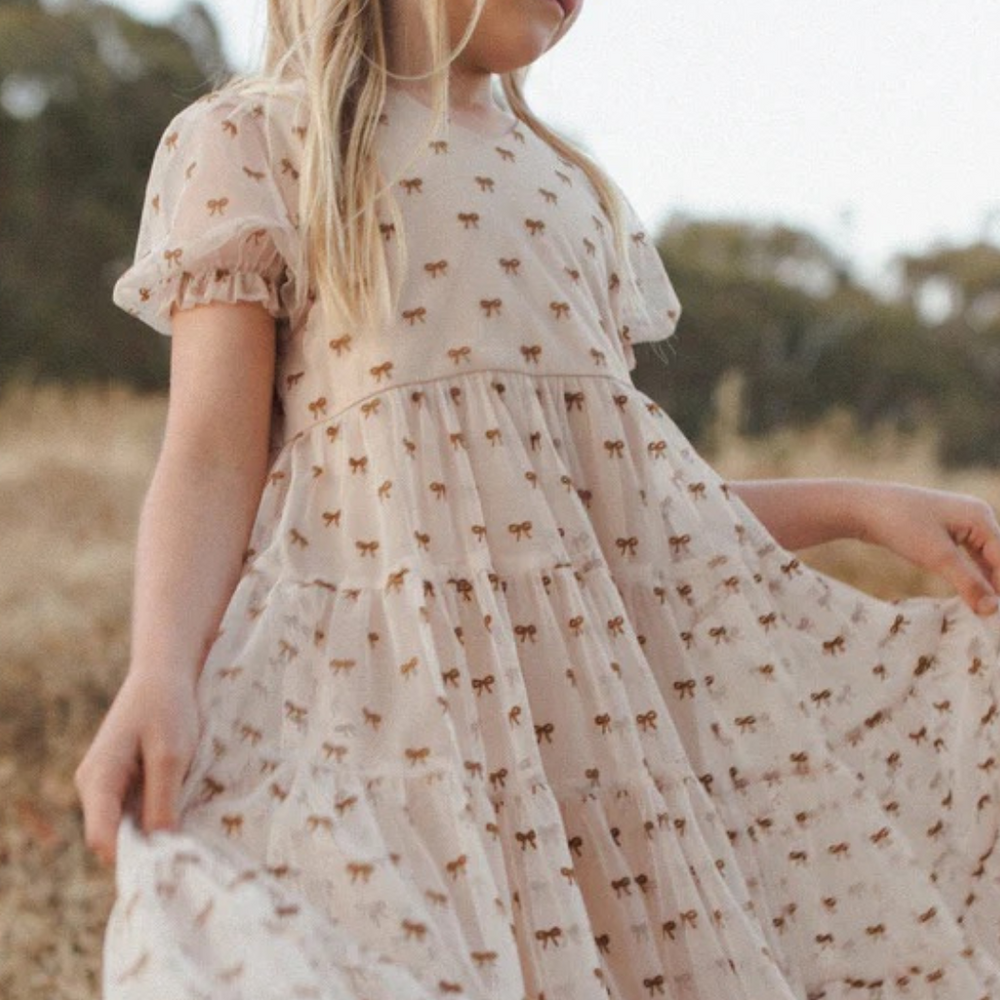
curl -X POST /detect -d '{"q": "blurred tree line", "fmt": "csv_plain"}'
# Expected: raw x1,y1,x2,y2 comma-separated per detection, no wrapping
0,0,229,387
632,225,1000,467
3,0,1000,466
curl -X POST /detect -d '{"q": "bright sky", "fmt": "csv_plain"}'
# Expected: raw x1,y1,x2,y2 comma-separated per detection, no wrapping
112,0,1000,291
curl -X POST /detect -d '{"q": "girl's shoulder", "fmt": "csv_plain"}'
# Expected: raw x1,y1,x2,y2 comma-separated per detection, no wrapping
111,82,308,337
161,81,307,165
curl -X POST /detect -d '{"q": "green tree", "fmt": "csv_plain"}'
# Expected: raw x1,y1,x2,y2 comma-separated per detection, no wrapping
633,217,997,467
0,0,229,387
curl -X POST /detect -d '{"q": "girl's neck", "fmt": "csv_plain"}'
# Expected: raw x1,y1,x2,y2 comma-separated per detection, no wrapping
385,75,501,117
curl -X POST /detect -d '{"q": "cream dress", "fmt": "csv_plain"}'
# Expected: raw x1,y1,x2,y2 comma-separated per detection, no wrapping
105,81,1000,1000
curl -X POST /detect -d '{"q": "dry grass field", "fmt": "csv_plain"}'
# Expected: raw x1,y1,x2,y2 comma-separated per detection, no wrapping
2,372,999,998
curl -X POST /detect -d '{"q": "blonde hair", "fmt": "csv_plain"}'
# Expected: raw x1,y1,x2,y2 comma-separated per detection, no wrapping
206,0,648,339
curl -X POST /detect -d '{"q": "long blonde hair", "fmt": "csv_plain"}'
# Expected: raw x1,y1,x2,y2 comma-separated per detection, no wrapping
208,0,648,339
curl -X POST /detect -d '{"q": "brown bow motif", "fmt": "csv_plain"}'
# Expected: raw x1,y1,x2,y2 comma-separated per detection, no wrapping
471,675,496,696
668,533,691,555
781,557,803,576
346,860,374,883
615,536,639,557
239,723,262,745
509,520,533,541
534,926,562,948
444,853,468,879
514,829,538,851
333,794,358,817
404,746,431,766
221,813,243,837
674,679,698,701
822,634,846,655
306,814,333,833
200,775,225,801
636,710,657,732
511,623,537,645
402,919,429,942
534,721,555,744
708,625,729,644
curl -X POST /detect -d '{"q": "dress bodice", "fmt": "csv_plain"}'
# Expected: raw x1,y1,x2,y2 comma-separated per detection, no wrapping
272,85,674,448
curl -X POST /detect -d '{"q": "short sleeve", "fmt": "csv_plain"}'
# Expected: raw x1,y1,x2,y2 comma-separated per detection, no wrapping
112,94,298,337
610,186,683,371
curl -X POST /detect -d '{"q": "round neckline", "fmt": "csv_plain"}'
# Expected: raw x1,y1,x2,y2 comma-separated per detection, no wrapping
386,87,520,142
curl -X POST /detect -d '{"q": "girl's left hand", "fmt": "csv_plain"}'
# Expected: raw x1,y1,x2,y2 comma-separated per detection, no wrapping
855,482,1000,617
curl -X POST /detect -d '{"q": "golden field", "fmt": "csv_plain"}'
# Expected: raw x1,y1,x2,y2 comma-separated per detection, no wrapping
2,372,999,998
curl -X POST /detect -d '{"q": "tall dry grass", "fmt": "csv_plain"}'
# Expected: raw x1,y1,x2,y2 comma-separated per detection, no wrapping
0,379,166,1000
2,373,998,998
705,370,1000,600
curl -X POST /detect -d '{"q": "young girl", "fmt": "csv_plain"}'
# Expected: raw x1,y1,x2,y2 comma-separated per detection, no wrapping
75,1,1000,997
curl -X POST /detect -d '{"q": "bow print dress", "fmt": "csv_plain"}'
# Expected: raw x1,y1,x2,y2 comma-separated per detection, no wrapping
104,81,1000,1000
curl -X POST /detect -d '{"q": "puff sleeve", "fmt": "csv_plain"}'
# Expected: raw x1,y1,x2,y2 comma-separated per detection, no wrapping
112,94,298,337
611,186,683,371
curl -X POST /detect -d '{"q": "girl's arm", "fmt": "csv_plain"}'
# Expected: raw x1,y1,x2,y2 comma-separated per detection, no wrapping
74,299,276,866
728,478,870,550
127,300,277,687
729,478,1000,616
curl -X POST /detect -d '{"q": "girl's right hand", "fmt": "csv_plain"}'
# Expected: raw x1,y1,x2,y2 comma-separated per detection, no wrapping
74,669,202,868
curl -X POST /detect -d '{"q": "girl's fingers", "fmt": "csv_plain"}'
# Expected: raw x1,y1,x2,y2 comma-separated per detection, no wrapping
975,525,1000,590
76,742,139,868
82,787,124,867
958,500,1000,573
936,545,999,616
141,744,185,835
952,508,1000,605
968,546,1000,596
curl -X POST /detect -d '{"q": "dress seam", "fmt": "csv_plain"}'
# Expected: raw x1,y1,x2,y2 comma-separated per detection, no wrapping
272,364,640,461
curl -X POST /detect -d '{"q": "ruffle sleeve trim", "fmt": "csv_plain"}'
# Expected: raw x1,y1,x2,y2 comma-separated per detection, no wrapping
111,94,301,338
113,264,291,339
112,213,296,337
174,269,284,337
